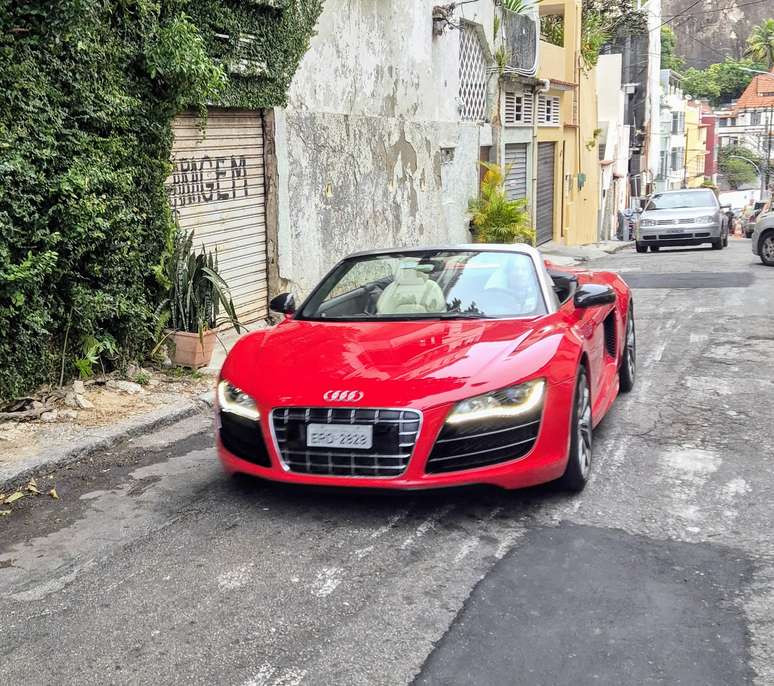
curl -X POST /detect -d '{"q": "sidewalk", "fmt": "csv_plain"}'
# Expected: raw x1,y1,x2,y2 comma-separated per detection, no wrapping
540,240,634,266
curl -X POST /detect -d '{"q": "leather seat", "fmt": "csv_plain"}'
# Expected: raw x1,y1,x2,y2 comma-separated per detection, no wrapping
376,264,446,315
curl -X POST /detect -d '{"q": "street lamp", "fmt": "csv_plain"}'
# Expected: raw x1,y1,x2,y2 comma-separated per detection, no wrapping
738,68,773,201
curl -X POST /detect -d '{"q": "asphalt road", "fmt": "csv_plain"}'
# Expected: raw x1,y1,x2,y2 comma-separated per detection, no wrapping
2,239,773,686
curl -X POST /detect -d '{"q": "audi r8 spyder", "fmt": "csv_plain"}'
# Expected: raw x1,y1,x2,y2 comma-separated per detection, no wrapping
216,244,636,492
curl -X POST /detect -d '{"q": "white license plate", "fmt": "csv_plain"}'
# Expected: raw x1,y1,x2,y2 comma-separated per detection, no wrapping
306,424,373,450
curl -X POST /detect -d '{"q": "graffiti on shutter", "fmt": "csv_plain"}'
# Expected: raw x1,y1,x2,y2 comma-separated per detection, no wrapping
168,109,268,323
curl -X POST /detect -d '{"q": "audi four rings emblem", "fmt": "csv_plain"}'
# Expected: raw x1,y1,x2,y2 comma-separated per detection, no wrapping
323,390,364,402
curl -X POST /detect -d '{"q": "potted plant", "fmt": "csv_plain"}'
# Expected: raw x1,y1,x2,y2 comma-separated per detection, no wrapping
157,230,242,368
468,162,535,244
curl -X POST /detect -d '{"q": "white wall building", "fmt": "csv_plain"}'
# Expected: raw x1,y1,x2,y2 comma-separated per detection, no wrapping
272,0,500,297
655,69,687,192
596,54,631,238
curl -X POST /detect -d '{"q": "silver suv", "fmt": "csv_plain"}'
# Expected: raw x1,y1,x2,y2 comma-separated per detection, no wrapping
751,206,774,266
635,189,729,253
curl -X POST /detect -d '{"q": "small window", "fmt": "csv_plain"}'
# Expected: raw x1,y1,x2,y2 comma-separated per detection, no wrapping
751,111,762,126
538,95,560,125
504,91,534,126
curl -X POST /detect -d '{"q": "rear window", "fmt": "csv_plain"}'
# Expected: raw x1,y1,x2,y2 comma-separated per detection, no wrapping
646,191,717,211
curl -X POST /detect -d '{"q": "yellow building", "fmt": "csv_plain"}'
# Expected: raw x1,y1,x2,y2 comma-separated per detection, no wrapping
685,101,707,188
535,0,600,246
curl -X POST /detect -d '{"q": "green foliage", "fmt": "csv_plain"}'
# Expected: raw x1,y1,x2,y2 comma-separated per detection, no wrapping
718,145,761,190
502,0,540,13
75,334,119,379
682,58,766,106
468,163,535,245
581,11,611,69
540,15,564,46
0,1,323,402
723,159,759,189
580,1,646,70
660,26,684,72
745,19,774,69
164,230,241,335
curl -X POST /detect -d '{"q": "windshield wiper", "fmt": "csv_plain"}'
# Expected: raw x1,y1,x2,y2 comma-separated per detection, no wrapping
437,311,488,319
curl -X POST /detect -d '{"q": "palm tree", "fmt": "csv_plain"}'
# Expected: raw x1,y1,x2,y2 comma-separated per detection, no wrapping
745,19,774,70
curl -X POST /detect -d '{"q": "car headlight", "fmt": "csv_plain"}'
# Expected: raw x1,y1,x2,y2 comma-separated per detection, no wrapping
695,214,717,224
640,219,655,227
217,380,260,421
445,379,546,425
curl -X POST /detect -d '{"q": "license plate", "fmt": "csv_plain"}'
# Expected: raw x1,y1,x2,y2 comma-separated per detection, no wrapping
306,424,373,450
666,228,686,234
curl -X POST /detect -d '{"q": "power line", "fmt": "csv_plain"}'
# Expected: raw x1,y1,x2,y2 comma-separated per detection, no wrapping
662,0,770,18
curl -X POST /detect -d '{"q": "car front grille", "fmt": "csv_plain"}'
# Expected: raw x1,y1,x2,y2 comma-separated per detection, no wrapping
425,415,541,474
271,407,421,477
219,412,271,467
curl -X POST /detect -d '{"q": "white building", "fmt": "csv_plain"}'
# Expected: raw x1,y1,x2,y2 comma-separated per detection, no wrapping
596,53,631,238
655,69,687,192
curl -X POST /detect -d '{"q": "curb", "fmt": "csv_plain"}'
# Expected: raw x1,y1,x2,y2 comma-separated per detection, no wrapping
0,395,213,491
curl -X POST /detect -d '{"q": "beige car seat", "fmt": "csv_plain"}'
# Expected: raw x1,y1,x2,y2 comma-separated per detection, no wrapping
376,264,446,314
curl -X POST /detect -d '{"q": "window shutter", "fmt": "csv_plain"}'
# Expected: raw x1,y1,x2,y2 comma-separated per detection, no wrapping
522,92,534,124
551,96,560,125
504,91,516,125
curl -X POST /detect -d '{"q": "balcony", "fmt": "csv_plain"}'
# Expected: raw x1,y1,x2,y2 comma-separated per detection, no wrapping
539,40,570,84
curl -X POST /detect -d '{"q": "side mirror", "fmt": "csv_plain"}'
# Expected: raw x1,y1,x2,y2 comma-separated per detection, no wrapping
574,284,616,308
269,292,296,315
636,207,643,214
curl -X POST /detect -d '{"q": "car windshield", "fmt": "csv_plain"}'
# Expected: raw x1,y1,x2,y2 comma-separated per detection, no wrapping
297,250,547,321
645,190,717,211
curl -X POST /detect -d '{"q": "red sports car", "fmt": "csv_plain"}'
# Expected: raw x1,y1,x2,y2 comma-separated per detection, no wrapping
216,244,635,492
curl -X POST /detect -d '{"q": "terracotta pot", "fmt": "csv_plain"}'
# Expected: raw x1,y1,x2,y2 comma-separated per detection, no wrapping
167,329,217,368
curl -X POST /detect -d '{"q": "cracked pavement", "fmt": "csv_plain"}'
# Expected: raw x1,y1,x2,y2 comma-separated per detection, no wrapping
1,240,773,685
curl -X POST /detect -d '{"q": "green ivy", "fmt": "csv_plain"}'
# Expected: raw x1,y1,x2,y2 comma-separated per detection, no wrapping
0,0,323,402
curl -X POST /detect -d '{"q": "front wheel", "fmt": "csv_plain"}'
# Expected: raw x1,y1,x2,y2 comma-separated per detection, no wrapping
712,238,722,250
761,232,774,267
619,306,636,393
557,367,592,493
650,245,660,252
635,243,648,254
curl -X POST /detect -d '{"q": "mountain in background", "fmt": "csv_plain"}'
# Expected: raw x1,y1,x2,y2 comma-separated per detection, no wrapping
663,0,772,68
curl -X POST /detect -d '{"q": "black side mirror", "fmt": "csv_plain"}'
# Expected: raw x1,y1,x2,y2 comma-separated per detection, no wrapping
574,284,616,308
269,292,296,315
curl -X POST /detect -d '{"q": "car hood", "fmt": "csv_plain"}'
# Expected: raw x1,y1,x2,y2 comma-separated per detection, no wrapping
642,207,717,220
222,318,563,409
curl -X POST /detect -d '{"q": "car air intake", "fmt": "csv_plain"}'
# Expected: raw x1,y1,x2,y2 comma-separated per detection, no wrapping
425,414,540,473
271,408,421,477
219,412,271,467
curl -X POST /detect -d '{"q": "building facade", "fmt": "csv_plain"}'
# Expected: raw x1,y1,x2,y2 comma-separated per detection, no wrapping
536,0,600,246
684,101,707,187
596,53,631,239
655,69,686,191
701,104,718,184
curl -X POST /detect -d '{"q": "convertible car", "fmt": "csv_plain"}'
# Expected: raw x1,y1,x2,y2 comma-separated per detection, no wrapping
216,244,635,492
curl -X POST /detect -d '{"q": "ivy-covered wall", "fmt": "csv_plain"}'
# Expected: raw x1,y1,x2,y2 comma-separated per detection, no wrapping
0,0,323,402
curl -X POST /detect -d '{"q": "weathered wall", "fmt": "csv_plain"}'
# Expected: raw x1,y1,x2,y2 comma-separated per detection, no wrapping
274,0,495,295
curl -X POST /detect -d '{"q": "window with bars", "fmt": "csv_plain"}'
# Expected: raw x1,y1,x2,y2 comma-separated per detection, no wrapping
459,24,488,122
538,95,560,125
504,91,534,126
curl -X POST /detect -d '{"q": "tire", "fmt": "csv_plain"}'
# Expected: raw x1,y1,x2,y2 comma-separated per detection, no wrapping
712,238,722,250
650,245,660,252
635,243,647,254
723,233,728,247
557,366,593,493
619,306,636,393
761,231,774,267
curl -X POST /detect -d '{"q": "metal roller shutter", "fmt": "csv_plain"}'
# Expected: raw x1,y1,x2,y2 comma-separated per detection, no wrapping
168,109,268,323
535,142,556,246
504,143,528,201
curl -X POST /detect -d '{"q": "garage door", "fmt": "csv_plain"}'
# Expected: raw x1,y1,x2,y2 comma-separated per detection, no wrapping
168,109,268,323
504,143,528,201
535,142,556,245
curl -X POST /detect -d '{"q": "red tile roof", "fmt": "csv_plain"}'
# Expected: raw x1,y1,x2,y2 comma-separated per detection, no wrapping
734,69,774,112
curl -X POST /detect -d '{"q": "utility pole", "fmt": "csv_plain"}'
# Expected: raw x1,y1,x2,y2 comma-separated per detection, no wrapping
764,104,773,200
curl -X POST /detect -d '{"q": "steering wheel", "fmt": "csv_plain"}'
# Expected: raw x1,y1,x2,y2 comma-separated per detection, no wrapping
477,288,525,315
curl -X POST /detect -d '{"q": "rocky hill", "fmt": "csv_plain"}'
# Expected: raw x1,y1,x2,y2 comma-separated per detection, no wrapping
663,0,772,68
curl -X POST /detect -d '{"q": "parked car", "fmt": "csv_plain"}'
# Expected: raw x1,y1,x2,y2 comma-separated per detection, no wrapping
635,188,729,253
216,244,636,493
751,207,774,266
746,201,768,239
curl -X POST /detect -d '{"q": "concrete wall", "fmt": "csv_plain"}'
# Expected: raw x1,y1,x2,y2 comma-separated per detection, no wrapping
273,0,495,296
